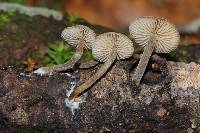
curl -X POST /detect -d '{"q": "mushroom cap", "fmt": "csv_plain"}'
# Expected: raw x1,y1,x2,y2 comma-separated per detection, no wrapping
61,25,96,49
129,16,180,53
92,32,134,62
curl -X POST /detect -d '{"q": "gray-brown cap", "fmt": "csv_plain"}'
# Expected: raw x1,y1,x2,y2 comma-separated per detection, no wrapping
129,16,180,53
92,32,134,62
61,25,96,49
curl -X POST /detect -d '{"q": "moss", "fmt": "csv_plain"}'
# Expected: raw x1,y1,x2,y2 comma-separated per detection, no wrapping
81,49,93,62
43,41,94,66
67,13,80,24
0,0,25,4
165,42,190,63
43,41,74,66
0,10,15,25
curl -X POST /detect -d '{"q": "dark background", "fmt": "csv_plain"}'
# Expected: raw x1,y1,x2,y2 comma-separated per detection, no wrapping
2,0,200,30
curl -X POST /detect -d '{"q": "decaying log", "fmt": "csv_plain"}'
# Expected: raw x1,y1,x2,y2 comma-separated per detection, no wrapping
0,56,199,132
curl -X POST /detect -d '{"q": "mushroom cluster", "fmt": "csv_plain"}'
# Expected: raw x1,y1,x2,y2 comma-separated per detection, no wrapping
33,16,180,101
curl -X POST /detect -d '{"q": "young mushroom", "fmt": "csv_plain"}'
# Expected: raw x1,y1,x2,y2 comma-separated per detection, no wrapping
129,16,180,85
69,32,134,100
33,25,96,75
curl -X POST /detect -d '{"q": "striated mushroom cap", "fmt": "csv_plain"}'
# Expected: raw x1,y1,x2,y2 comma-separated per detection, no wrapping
129,16,180,53
92,32,134,62
61,25,96,49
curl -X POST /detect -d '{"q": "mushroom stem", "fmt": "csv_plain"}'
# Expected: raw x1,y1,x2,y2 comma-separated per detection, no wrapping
68,51,117,100
133,38,155,85
52,41,85,72
79,60,99,69
39,41,84,74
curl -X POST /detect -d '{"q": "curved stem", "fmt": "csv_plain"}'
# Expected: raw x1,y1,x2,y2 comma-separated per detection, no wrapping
39,41,84,74
133,41,155,86
69,51,117,100
53,41,84,72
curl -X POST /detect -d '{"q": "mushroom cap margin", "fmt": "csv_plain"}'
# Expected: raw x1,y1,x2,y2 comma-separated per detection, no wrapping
61,25,96,49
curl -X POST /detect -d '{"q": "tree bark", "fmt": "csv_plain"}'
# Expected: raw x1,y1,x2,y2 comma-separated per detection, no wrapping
0,56,199,132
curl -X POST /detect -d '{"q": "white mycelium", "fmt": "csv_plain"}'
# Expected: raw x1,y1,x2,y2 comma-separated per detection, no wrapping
65,81,87,116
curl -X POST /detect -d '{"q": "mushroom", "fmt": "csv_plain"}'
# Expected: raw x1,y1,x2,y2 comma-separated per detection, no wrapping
68,32,134,100
33,25,96,75
129,16,180,85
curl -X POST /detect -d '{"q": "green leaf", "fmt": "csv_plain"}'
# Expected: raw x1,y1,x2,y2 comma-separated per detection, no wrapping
49,43,59,51
82,50,93,61
63,52,74,61
58,41,65,52
0,0,25,4
68,12,80,24
0,15,9,23
44,41,76,66
0,10,15,24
